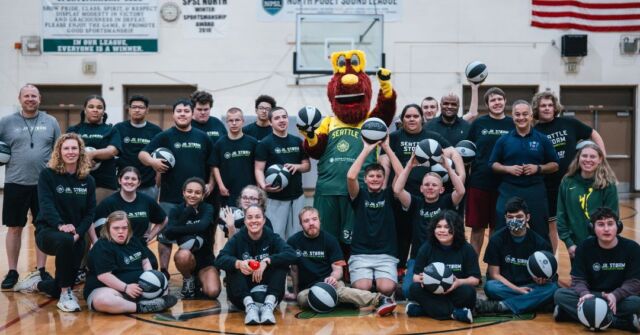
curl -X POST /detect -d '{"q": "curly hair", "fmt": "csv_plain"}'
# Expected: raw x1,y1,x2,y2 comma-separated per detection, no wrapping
48,133,92,179
426,210,466,249
531,91,563,120
565,142,617,189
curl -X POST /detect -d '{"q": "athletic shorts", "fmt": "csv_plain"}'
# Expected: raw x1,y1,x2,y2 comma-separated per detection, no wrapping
2,183,38,227
348,254,399,283
194,251,216,274
465,187,499,229
86,287,130,311
313,194,355,244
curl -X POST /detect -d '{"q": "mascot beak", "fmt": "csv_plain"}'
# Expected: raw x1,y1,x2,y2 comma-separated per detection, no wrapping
341,74,359,86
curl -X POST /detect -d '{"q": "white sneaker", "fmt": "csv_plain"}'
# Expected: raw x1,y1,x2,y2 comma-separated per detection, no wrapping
57,288,81,312
13,270,41,293
244,303,260,325
259,302,276,325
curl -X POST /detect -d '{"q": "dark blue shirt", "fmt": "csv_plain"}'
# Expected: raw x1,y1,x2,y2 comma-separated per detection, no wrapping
488,129,558,186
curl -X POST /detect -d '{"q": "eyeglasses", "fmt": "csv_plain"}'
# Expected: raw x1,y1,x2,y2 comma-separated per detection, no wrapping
241,196,259,201
129,105,147,110
257,106,272,112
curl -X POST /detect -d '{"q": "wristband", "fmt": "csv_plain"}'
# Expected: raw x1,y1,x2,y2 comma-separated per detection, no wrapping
123,284,128,293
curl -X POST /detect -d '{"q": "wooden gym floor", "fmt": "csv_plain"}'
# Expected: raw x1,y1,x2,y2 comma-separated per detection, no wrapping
1,193,638,334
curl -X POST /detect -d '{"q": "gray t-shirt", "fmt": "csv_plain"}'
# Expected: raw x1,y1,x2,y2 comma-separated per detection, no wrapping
0,111,61,185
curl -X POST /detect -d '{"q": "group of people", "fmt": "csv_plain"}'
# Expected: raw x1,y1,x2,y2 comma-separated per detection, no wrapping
1,83,638,332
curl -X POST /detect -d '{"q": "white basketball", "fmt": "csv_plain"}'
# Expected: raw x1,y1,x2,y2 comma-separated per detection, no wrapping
297,106,323,132
430,158,454,183
455,140,477,164
84,146,101,171
138,270,168,300
578,297,613,331
151,147,176,169
414,139,443,167
465,61,488,84
265,164,291,189
422,262,454,294
361,117,388,144
526,250,558,280
308,282,338,313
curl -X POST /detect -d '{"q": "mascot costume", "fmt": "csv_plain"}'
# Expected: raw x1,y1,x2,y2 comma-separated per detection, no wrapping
299,50,396,248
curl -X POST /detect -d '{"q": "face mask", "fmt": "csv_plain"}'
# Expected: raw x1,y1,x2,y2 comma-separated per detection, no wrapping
506,218,526,233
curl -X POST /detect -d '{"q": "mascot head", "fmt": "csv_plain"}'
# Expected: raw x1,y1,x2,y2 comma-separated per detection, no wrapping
327,50,372,124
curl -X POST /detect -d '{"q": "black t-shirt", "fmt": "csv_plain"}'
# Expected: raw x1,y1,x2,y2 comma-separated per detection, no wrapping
407,193,455,258
84,238,146,299
192,117,228,145
535,117,592,188
113,121,162,188
467,115,514,191
425,116,471,149
483,227,552,286
67,122,122,190
212,135,258,206
350,187,398,257
413,241,481,280
142,127,214,204
572,236,640,293
242,123,272,141
287,230,344,290
255,133,308,200
95,192,166,239
384,128,451,195
165,202,216,257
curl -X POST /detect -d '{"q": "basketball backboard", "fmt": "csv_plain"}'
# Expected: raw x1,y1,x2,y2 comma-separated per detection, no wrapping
294,14,384,75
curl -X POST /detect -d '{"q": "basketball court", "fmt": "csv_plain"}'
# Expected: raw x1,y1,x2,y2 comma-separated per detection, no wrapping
1,193,637,334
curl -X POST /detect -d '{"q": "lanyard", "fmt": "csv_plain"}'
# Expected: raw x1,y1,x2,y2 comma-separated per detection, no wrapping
21,111,40,149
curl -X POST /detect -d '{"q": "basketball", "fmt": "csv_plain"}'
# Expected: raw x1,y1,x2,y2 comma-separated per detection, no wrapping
297,106,323,132
422,262,454,294
177,235,204,251
265,164,291,189
465,61,488,84
455,140,477,164
415,139,443,166
361,117,388,144
93,217,107,237
151,147,176,169
250,284,268,305
577,297,613,331
307,282,338,313
218,206,244,221
138,270,168,300
526,250,558,280
84,146,101,171
430,157,454,183
0,141,11,166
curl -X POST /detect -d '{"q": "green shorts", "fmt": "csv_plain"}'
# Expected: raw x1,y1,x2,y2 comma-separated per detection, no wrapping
313,194,355,244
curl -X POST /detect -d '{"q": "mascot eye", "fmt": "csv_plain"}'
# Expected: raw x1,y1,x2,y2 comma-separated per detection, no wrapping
337,55,346,68
350,54,360,67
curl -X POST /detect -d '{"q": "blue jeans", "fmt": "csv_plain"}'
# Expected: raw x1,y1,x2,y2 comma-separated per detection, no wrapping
402,259,416,299
484,279,558,314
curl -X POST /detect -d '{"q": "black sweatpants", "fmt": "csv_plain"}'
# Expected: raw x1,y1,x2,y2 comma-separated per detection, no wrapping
393,201,411,269
409,282,476,320
226,266,287,311
35,227,85,296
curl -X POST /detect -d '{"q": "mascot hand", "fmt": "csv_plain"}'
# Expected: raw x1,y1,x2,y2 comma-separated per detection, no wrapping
377,68,393,99
297,127,316,141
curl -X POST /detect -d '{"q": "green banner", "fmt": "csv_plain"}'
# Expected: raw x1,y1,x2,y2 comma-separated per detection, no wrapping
43,39,158,53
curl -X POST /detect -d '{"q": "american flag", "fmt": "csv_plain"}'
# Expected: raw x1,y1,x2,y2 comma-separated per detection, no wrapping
531,0,640,32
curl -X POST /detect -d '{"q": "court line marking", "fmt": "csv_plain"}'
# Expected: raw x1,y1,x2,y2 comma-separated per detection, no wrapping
0,297,55,332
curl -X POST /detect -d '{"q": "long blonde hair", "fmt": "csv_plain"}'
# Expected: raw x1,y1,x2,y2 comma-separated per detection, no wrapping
565,143,617,189
100,211,133,244
48,133,92,179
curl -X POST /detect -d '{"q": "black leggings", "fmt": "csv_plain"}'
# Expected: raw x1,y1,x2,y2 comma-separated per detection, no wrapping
35,227,85,296
226,266,287,311
409,282,476,320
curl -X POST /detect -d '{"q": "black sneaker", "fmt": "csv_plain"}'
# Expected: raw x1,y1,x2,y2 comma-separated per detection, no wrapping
39,268,54,282
74,268,87,285
2,270,19,290
451,308,473,323
181,277,195,298
375,295,397,316
475,299,502,314
137,295,178,313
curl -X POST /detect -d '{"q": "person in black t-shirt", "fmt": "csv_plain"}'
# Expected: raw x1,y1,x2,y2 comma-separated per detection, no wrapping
287,206,397,316
91,167,167,269
13,133,96,313
139,98,215,279
255,107,310,240
407,210,480,324
219,185,274,238
532,91,606,253
215,205,296,325
162,178,221,300
213,107,258,207
67,95,121,203
554,207,640,332
113,95,162,200
81,211,177,314
243,95,276,141
393,152,465,298
476,197,557,315
347,136,403,297
424,93,472,147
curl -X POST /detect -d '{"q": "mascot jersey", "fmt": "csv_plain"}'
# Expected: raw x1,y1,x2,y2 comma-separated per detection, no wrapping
315,117,376,196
